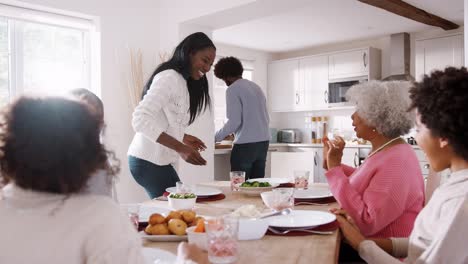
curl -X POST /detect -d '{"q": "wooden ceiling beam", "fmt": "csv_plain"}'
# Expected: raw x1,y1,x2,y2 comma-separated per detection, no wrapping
358,0,459,30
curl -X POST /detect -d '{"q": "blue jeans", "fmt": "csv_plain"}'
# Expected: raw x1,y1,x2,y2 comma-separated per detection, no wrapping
230,141,269,180
128,156,180,199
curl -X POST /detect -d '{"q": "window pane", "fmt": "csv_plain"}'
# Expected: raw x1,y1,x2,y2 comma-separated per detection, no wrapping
21,22,87,94
0,18,9,107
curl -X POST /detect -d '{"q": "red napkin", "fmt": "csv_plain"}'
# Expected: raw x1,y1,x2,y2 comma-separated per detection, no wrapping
266,220,339,236
163,192,226,202
294,196,336,205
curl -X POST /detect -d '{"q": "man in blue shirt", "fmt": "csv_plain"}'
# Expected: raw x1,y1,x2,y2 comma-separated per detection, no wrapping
214,57,270,179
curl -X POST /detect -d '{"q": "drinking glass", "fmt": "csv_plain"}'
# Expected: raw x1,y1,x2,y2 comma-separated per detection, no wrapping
205,216,239,264
120,203,140,230
270,188,295,211
230,171,245,192
176,181,196,194
294,170,310,190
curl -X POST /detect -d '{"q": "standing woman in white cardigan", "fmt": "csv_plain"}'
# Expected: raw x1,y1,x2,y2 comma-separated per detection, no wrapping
128,32,216,198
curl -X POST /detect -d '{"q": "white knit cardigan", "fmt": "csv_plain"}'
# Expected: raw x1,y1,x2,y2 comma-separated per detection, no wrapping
128,70,190,167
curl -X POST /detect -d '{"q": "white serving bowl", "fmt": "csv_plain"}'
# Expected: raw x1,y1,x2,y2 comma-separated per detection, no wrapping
186,226,208,251
167,195,197,210
238,218,269,240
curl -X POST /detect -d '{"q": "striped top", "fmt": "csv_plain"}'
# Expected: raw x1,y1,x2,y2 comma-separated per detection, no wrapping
325,144,425,238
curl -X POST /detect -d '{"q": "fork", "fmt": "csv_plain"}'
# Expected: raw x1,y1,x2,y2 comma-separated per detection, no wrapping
268,227,333,235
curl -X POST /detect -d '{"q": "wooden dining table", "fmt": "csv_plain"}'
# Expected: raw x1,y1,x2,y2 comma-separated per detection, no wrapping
142,181,341,264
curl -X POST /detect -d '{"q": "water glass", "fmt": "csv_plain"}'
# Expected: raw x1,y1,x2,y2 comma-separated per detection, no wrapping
270,188,295,211
294,170,310,190
120,203,140,230
230,171,245,192
176,181,195,194
205,216,239,264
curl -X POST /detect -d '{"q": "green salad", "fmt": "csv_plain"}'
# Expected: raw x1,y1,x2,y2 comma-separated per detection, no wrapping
169,193,196,199
240,181,271,188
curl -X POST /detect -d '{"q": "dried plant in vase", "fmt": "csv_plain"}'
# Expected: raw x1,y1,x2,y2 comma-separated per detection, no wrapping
127,48,143,110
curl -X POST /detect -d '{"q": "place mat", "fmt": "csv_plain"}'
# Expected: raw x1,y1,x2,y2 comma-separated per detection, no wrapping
266,220,339,236
294,196,336,205
162,192,226,202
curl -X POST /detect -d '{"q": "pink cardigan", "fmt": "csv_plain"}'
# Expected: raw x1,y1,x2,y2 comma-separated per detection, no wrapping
325,144,425,238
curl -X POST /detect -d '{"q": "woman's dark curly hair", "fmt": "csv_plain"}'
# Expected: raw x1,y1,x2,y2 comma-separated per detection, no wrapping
409,66,468,160
214,56,243,80
0,96,119,194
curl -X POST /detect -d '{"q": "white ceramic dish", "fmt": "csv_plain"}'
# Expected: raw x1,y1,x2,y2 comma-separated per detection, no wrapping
142,247,177,264
168,195,197,210
239,183,279,196
186,226,208,250
293,186,333,199
140,231,188,242
166,186,222,197
238,218,269,240
247,178,292,185
267,210,336,229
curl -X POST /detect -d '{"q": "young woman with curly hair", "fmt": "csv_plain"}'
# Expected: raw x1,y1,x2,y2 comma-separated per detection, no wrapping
335,67,468,263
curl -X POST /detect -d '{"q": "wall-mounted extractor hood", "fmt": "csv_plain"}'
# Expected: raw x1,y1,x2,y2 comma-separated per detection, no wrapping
383,33,414,81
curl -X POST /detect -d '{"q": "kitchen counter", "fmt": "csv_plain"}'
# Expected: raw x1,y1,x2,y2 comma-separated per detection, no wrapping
215,142,420,154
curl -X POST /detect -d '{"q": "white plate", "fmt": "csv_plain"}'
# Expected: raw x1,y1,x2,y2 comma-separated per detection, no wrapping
268,210,336,229
142,247,176,264
247,178,291,185
139,205,170,222
294,186,333,199
140,231,188,242
165,186,222,197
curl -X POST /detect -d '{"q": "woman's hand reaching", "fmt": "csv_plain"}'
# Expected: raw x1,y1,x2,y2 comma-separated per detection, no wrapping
177,144,207,166
183,134,207,152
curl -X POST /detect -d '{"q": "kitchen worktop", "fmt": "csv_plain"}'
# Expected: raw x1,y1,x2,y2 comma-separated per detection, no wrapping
215,142,420,154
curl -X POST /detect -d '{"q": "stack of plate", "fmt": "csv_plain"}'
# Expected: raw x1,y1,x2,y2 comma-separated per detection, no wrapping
165,186,223,198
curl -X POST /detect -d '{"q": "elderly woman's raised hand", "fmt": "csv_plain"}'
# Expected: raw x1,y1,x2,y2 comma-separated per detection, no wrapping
326,136,345,169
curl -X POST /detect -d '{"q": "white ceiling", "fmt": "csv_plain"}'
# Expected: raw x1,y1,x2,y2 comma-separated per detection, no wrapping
211,0,464,53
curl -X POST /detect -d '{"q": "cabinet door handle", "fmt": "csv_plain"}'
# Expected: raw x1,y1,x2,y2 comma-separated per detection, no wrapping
314,151,318,166
324,90,328,103
363,52,367,68
354,152,358,167
424,164,430,169
295,93,300,104
268,148,278,152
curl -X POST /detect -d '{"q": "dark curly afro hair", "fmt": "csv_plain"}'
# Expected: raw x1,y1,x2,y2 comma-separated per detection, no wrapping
409,66,468,160
214,56,243,80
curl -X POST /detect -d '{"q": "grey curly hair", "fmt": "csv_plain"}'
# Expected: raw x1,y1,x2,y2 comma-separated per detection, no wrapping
346,80,415,138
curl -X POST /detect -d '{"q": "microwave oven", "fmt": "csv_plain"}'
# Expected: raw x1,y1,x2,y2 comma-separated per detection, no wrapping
327,77,367,106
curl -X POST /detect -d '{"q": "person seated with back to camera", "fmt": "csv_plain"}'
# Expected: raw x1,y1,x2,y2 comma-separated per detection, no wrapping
334,66,468,263
322,81,425,261
0,95,208,264
69,88,118,201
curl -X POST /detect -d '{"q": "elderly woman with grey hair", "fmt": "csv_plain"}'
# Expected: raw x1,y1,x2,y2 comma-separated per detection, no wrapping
324,81,425,241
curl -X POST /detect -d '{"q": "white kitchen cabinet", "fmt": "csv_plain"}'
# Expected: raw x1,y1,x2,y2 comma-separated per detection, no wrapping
268,59,299,112
299,55,329,110
342,148,359,167
415,34,464,82
328,47,381,80
270,151,315,180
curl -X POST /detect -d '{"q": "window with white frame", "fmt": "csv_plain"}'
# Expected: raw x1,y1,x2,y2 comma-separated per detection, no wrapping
0,4,98,107
213,57,254,131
